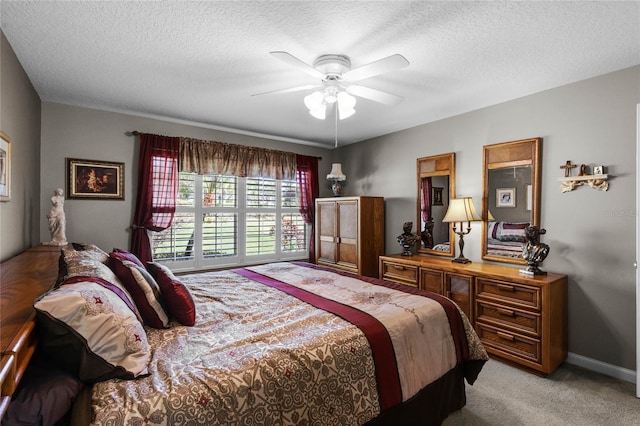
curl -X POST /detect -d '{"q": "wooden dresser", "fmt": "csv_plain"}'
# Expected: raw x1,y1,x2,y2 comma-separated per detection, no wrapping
0,244,63,419
379,254,568,376
315,196,384,278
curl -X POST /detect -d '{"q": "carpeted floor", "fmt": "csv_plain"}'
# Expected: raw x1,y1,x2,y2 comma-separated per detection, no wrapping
442,360,639,425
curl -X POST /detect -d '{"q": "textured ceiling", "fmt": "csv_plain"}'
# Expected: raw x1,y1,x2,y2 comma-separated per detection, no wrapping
2,1,639,148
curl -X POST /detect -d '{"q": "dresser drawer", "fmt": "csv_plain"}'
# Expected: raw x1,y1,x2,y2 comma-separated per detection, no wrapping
380,260,419,287
476,301,541,337
477,323,541,364
476,278,541,310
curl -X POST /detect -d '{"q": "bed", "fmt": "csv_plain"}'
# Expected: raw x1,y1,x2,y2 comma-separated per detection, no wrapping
486,221,528,258
18,244,488,425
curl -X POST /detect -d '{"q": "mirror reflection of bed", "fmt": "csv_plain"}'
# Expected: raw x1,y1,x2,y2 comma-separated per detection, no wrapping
481,137,542,264
486,166,532,259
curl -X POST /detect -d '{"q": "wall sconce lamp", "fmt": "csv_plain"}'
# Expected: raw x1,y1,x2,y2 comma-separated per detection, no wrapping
442,197,481,264
327,163,346,196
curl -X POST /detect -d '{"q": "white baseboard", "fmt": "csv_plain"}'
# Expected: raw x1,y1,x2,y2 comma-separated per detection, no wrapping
567,352,636,384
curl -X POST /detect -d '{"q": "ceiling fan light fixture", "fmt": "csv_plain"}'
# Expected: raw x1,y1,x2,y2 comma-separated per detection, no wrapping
337,91,356,119
304,91,324,110
309,104,326,120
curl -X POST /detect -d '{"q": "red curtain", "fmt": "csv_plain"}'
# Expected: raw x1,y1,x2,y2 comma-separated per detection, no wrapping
296,155,319,263
131,133,180,264
421,176,432,222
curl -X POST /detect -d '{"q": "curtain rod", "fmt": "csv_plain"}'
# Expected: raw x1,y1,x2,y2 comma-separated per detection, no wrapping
127,131,322,160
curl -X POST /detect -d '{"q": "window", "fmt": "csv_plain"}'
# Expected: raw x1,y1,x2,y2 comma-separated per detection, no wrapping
152,172,308,270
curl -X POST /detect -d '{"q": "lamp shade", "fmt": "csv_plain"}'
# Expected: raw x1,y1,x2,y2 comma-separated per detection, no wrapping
337,91,356,119
442,197,481,223
326,163,346,181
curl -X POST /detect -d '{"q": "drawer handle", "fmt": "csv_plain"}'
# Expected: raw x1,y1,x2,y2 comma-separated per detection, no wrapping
497,308,515,317
497,331,515,341
497,284,515,292
392,265,406,271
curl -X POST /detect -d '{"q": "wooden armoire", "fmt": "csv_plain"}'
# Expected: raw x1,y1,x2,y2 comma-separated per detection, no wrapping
315,196,384,278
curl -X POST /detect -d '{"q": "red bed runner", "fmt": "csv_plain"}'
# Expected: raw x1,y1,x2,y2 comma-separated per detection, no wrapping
234,268,403,413
293,262,471,367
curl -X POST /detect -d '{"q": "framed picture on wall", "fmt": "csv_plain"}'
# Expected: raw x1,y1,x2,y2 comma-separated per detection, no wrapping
0,131,11,202
496,188,516,208
432,187,444,206
67,158,124,200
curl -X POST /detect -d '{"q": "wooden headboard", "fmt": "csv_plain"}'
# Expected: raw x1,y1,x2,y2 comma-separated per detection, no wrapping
0,244,63,419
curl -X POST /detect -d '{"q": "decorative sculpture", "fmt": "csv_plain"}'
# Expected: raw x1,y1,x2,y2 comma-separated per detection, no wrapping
45,188,68,246
397,221,421,256
521,225,549,275
421,219,434,249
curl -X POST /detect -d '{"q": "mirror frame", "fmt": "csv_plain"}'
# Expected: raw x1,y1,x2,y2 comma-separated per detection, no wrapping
481,138,542,264
416,152,456,257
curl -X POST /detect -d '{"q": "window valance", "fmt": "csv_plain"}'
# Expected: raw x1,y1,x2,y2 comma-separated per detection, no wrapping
179,137,297,180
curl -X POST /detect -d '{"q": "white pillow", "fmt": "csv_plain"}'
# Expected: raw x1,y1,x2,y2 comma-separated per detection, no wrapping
34,280,151,383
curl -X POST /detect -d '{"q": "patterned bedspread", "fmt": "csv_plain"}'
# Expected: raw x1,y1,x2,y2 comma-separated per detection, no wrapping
91,262,487,425
487,239,524,258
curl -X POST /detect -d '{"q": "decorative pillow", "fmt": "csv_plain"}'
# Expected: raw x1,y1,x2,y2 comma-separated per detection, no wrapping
71,242,110,264
56,246,127,293
111,256,170,329
34,280,151,383
488,221,499,240
2,350,83,426
110,248,145,268
146,262,197,326
496,222,529,242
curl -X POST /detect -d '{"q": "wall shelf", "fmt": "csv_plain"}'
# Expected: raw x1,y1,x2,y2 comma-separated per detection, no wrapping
557,174,608,192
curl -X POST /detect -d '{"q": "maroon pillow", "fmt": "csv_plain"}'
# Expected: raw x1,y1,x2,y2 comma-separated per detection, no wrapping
111,256,169,329
146,262,196,326
110,248,145,268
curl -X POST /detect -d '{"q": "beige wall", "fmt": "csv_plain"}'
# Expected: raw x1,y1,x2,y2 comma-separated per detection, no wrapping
0,31,42,261
336,65,640,372
39,103,333,252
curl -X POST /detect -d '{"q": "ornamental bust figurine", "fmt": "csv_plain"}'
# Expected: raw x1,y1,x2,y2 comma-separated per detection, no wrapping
397,221,421,256
522,225,549,275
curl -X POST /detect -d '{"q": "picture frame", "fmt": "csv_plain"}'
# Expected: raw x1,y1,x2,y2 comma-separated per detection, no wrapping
432,187,444,206
0,131,11,201
496,187,516,208
593,165,604,175
67,158,124,200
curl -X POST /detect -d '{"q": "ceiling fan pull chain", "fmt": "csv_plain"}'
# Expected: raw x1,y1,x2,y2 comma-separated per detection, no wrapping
334,105,339,148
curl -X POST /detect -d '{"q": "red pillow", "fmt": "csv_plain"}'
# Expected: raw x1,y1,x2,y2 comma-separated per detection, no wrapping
111,256,169,329
146,262,196,326
110,248,145,268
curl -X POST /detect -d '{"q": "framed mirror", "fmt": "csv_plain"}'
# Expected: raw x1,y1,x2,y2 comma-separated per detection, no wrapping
481,138,542,264
416,152,456,257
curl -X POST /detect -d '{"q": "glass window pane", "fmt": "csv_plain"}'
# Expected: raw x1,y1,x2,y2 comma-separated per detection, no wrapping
152,212,195,261
203,175,237,208
177,172,195,207
281,180,299,208
202,213,237,258
281,213,306,252
246,213,276,255
247,177,276,208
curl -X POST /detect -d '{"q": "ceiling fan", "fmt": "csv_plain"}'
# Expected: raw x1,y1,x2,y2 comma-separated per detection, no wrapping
253,51,410,120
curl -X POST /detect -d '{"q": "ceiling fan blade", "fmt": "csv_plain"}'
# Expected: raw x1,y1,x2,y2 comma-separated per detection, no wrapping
343,54,409,82
252,84,319,97
347,85,405,105
269,51,325,79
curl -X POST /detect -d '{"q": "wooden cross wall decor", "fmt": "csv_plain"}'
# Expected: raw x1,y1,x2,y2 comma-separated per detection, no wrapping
560,160,577,177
